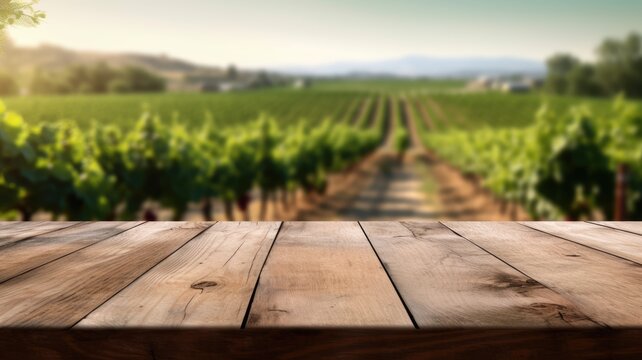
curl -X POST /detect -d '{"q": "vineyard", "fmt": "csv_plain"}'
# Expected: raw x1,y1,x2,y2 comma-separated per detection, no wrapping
3,90,366,130
416,95,642,220
0,93,386,221
1,80,642,221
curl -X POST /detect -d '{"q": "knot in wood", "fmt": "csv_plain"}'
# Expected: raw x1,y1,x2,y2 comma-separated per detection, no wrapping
191,281,218,290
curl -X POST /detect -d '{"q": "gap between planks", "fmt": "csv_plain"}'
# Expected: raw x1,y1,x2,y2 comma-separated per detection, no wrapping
357,221,419,329
363,221,597,328
77,222,282,328
441,221,642,327
521,221,642,266
0,222,214,327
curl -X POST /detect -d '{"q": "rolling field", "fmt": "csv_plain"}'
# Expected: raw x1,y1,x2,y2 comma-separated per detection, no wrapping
311,78,465,93
423,92,632,130
4,89,366,129
7,80,628,133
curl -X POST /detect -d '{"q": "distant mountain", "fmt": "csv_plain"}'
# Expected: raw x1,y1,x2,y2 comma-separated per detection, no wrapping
276,55,545,78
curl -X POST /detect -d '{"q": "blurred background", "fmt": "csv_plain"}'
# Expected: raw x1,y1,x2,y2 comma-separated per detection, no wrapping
0,0,641,221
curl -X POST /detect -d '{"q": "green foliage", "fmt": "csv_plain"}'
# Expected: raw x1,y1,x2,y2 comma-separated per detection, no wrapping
567,64,602,97
311,78,465,93
30,63,166,95
545,33,642,98
425,97,642,220
599,96,642,217
545,53,580,95
544,54,602,96
0,0,45,30
391,98,409,157
0,101,114,220
5,90,363,130
427,92,628,130
596,33,642,98
0,97,383,220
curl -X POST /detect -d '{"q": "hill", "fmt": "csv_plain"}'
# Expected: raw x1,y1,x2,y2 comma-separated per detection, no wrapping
0,40,270,91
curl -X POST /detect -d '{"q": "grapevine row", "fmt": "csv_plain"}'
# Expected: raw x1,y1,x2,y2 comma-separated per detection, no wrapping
423,97,642,220
0,101,384,220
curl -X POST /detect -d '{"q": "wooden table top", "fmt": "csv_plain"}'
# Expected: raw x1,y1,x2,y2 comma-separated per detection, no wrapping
1,220,641,330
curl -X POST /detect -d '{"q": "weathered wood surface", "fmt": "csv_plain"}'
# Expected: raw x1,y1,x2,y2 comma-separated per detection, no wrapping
361,221,595,327
523,221,642,264
443,221,642,327
246,221,413,327
0,221,142,283
0,221,640,332
591,221,642,236
0,221,78,248
0,222,211,327
77,221,279,327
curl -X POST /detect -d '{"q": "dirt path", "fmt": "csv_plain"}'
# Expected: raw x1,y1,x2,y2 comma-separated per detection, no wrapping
181,95,524,222
305,97,438,220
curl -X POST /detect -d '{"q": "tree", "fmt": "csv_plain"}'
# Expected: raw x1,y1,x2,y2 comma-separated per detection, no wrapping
567,63,602,97
30,68,70,94
65,65,92,93
596,33,642,97
88,62,116,93
0,71,18,95
225,64,238,80
544,53,580,95
109,66,165,93
0,0,45,31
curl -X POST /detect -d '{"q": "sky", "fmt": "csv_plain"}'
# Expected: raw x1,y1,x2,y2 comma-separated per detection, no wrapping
8,0,642,68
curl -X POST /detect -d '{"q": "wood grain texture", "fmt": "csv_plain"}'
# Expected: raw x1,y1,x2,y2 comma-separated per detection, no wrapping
246,221,413,328
361,221,595,328
0,221,211,327
0,221,79,248
2,329,641,360
0,222,142,283
443,222,642,327
77,222,280,328
523,221,642,264
591,221,642,236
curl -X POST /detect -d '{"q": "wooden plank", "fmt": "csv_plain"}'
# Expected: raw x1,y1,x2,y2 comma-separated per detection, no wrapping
77,221,280,328
591,221,642,236
0,221,79,248
3,329,642,360
246,221,413,327
523,221,642,264
0,221,211,327
361,221,595,327
0,221,143,283
443,222,642,327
